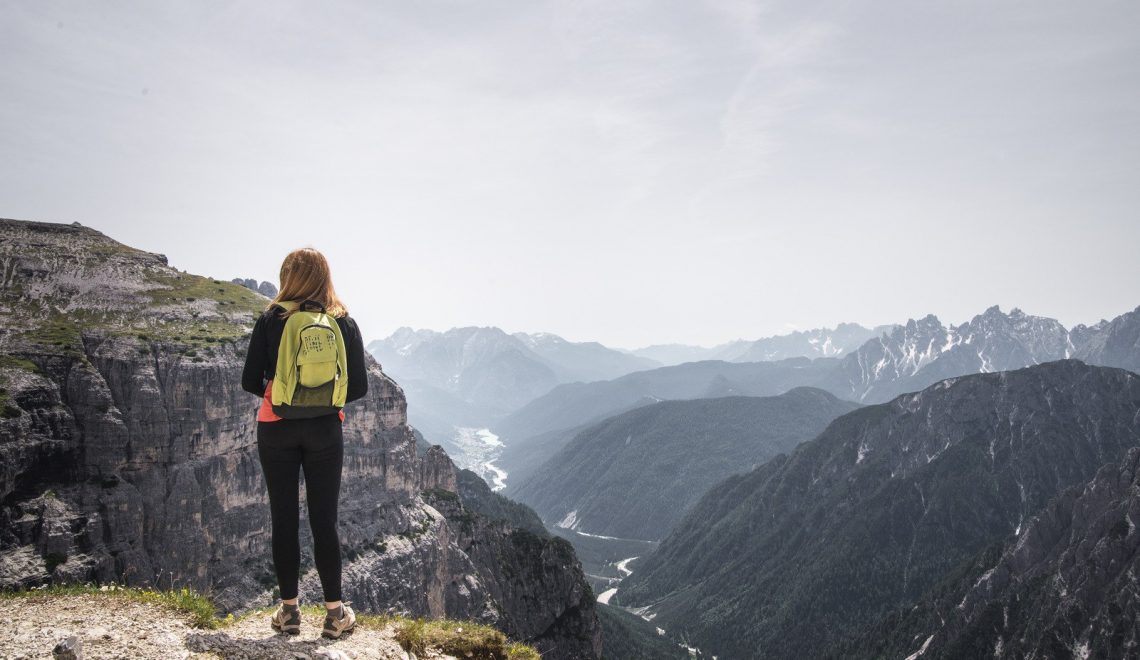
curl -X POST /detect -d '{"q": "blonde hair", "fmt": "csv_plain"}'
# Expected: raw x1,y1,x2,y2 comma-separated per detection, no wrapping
267,247,348,318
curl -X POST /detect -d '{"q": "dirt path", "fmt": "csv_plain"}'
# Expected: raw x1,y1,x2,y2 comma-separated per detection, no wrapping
0,594,451,660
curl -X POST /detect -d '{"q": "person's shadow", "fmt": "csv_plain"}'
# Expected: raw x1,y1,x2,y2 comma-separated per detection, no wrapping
185,630,353,659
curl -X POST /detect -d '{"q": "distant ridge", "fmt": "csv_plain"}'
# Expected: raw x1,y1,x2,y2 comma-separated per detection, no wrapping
629,322,897,366
509,387,859,541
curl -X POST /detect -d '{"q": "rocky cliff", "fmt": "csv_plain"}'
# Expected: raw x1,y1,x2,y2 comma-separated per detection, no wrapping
0,219,600,659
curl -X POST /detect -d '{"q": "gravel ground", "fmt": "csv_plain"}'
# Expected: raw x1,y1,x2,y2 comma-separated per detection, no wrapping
0,595,451,660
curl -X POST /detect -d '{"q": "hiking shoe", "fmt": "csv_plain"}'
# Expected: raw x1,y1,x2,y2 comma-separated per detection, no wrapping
270,604,301,635
322,603,356,639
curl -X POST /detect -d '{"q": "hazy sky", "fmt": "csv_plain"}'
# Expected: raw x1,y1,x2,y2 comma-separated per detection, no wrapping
3,1,1138,347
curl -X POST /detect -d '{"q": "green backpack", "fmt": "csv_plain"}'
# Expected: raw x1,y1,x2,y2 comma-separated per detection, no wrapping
270,300,349,418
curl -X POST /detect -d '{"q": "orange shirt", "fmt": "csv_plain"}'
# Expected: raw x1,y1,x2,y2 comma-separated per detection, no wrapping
258,380,345,423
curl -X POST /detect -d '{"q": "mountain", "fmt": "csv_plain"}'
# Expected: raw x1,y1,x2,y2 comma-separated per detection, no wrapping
366,326,658,461
617,360,1140,659
628,341,751,366
512,332,660,383
0,219,601,659
1073,305,1140,374
509,388,858,541
368,326,562,416
832,306,1071,402
493,358,841,485
628,323,896,366
733,322,897,362
842,446,1140,659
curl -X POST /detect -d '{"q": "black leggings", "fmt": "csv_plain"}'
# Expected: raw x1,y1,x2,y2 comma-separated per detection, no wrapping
256,415,343,602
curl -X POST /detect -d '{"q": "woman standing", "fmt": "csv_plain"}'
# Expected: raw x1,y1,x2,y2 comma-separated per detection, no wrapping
241,247,368,639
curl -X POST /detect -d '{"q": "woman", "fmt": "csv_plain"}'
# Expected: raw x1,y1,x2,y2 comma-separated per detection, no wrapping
241,247,368,639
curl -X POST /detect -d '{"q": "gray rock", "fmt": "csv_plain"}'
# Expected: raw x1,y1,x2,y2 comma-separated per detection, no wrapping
230,277,278,298
52,635,81,660
256,281,278,298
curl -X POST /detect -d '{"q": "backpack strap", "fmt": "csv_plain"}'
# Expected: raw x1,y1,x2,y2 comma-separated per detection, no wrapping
299,299,327,313
272,300,326,314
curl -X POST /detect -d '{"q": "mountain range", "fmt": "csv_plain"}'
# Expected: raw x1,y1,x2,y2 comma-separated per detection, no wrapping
493,357,841,486
493,305,1140,486
629,322,898,365
366,327,659,450
509,388,859,541
616,360,1140,658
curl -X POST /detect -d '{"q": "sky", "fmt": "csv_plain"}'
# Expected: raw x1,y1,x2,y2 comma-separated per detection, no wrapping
2,1,1138,348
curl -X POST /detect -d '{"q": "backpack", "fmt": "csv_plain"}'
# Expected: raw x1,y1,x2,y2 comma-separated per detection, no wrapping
269,300,349,419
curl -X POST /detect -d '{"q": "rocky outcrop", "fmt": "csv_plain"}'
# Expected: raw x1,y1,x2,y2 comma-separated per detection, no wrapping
423,490,603,659
231,278,278,298
0,219,600,659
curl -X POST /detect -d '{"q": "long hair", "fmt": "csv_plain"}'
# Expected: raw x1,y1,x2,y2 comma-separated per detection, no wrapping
267,247,348,318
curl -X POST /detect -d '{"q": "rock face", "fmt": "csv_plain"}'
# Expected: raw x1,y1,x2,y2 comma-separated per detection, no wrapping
617,360,1140,659
0,219,600,659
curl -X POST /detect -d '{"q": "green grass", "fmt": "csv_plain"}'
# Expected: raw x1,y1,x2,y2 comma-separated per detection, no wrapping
0,356,38,372
394,617,542,660
145,272,266,315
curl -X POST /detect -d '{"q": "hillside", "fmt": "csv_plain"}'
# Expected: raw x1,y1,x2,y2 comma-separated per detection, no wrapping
509,388,858,541
617,360,1140,659
494,357,840,479
841,446,1140,659
455,468,547,537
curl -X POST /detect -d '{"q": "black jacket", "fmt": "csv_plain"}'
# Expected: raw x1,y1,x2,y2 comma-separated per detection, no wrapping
241,306,369,404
